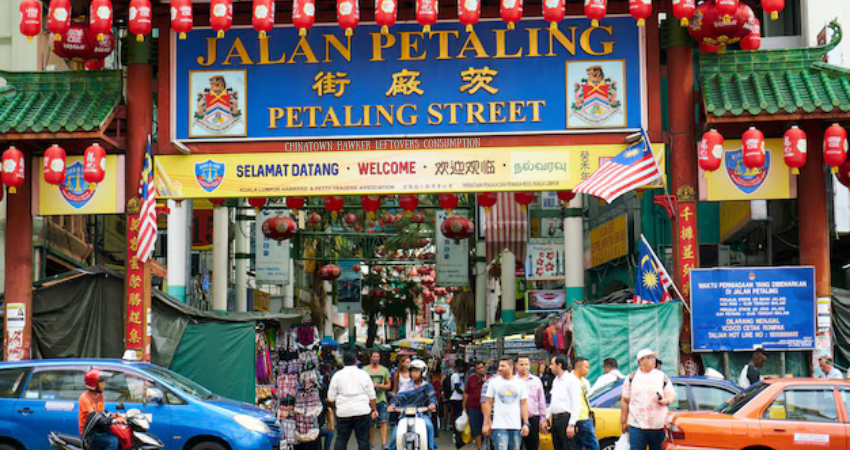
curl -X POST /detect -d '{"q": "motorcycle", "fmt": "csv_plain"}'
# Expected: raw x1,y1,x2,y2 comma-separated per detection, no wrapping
394,406,431,450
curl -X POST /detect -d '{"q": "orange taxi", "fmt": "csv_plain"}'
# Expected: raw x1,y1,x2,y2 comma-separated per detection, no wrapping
667,378,850,450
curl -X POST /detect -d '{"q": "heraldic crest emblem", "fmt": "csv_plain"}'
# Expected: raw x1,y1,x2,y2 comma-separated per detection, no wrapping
193,75,243,134
570,65,622,125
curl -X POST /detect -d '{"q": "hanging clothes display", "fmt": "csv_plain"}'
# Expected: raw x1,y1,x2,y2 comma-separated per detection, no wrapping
277,323,322,448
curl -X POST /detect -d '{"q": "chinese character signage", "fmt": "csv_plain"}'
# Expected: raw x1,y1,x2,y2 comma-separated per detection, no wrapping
691,267,816,351
699,139,796,202
255,210,291,284
155,144,664,198
125,215,146,354
172,18,645,140
527,239,565,281
435,209,470,287
589,214,628,267
677,202,697,299
34,155,124,216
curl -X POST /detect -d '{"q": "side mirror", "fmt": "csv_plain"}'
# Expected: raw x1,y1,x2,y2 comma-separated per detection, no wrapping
116,402,126,411
146,387,164,404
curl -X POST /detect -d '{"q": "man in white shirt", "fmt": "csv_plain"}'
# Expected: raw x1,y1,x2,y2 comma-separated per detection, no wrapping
540,355,580,450
482,357,530,450
620,349,676,450
590,358,625,395
450,361,467,449
819,356,844,379
328,350,379,450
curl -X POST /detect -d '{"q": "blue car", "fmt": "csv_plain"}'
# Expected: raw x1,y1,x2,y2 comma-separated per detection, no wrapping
589,375,742,410
0,359,282,450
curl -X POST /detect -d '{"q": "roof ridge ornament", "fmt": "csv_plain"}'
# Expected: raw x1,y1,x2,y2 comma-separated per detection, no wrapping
819,20,843,55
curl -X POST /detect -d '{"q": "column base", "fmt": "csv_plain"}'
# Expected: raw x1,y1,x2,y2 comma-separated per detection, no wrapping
475,321,487,330
503,310,516,323
565,287,584,308
167,286,186,303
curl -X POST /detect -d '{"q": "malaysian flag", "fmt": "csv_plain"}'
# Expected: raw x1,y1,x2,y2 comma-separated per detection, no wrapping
136,137,157,263
485,192,528,266
573,129,663,203
633,234,673,303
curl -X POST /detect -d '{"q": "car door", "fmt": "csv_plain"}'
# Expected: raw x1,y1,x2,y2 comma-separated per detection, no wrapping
13,367,88,450
668,382,691,412
690,383,739,411
101,369,172,450
839,387,850,449
760,386,847,450
0,367,31,439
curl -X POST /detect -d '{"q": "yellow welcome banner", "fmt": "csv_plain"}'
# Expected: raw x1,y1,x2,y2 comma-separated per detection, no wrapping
34,155,124,216
155,144,665,199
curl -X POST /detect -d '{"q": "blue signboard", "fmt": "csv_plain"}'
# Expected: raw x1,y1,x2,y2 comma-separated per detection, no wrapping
690,267,816,352
173,17,644,140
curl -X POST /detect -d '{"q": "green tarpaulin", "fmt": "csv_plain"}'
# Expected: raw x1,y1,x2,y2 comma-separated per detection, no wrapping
573,302,682,382
491,315,552,339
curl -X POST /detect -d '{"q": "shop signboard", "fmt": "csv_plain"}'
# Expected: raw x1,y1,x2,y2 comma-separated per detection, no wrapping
699,139,796,202
526,290,566,313
255,210,291,284
154,143,665,199
690,267,816,352
526,239,565,281
503,338,537,355
33,155,124,215
251,289,270,311
589,214,628,267
172,17,645,141
435,209,470,287
337,259,362,313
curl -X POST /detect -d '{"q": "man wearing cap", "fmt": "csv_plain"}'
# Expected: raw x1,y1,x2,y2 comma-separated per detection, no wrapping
620,349,676,450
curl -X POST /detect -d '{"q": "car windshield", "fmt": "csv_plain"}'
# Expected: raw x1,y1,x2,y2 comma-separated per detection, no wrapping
716,383,767,414
589,380,623,402
144,366,213,400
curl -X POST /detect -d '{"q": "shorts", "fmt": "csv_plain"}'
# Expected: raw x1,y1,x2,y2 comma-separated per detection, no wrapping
375,401,389,424
467,408,484,437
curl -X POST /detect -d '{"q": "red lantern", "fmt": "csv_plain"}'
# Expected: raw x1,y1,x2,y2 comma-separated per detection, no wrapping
319,264,342,281
308,212,323,225
286,196,306,212
407,267,419,278
418,266,430,275
84,143,106,185
824,123,848,173
399,194,419,216
51,25,114,62
629,0,651,27
698,129,724,176
672,0,695,27
542,0,564,30
783,125,807,175
742,127,766,170
762,0,784,20
89,0,113,42
374,265,384,273
352,265,361,273
434,305,447,315
323,195,345,218
439,193,459,214
171,0,193,40
19,0,41,42
344,212,358,226
381,212,395,226
441,217,475,241
434,287,447,297
3,146,25,194
715,0,738,24
514,192,535,211
337,0,359,37
556,190,575,206
129,0,153,42
740,17,761,51
688,2,754,54
361,195,381,219
262,216,298,242
478,192,498,213
375,0,397,34
500,0,523,30
412,212,425,224
395,265,405,273
248,197,266,212
584,0,607,28
837,159,850,189
292,0,315,37
43,144,66,186
209,198,226,209
699,43,718,53
458,0,480,32
48,0,71,41
252,0,275,39
210,0,232,39
416,0,438,33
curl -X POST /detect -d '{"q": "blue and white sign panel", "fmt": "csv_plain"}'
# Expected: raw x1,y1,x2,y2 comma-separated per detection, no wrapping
172,17,645,141
691,267,816,352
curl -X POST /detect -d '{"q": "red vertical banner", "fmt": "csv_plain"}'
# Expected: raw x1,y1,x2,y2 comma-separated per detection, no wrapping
676,186,699,370
126,213,152,360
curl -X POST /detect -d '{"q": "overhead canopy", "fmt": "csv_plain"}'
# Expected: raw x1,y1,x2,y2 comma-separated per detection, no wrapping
490,314,554,339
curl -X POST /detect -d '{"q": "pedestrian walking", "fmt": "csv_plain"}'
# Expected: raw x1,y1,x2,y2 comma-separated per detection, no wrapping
571,358,598,450
328,350,379,450
540,355,580,450
620,349,676,450
482,357,530,450
517,356,547,450
450,361,467,449
590,358,625,395
463,361,488,450
738,349,767,389
819,356,843,379
394,355,414,394
365,351,392,450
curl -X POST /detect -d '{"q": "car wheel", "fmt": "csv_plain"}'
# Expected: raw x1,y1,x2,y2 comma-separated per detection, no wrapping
189,441,228,450
599,438,617,450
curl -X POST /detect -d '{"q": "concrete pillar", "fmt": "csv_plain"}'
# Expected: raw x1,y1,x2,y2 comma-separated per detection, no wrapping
475,240,487,329
3,150,33,361
324,280,334,338
500,249,516,323
564,195,585,307
167,200,190,302
283,259,295,309
235,202,249,312
212,205,229,311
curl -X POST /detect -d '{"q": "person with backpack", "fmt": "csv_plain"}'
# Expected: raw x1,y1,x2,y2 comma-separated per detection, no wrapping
620,349,676,450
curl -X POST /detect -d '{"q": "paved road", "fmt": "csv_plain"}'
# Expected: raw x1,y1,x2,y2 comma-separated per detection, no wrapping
339,422,458,450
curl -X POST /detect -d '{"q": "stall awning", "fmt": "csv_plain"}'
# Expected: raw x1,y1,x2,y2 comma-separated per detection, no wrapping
491,315,552,339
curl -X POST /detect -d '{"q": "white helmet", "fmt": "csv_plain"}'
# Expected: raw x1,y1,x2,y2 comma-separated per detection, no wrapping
410,359,428,377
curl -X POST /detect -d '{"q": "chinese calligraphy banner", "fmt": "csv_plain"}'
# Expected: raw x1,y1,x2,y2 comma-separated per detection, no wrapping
435,209,470,287
172,17,645,141
125,214,146,355
677,202,697,299
155,144,665,198
589,214,628,267
34,155,124,216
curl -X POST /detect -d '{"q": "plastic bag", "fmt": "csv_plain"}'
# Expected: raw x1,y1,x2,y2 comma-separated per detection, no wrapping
455,411,468,432
461,423,472,444
614,433,630,450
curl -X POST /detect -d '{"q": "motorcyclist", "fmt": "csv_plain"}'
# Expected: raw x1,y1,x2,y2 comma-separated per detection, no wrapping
387,360,437,450
78,369,124,450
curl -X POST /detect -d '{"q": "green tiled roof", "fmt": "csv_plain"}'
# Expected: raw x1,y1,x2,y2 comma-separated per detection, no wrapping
0,70,122,134
700,21,850,118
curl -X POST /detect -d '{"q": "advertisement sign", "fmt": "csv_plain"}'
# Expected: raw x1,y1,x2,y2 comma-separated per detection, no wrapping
34,155,124,215
5,303,26,361
527,239,565,281
337,259,362,313
589,214,628,267
251,289,270,312
435,209,470,287
154,144,665,199
255,210,291,284
699,139,796,201
690,267,816,352
526,290,566,313
172,18,645,141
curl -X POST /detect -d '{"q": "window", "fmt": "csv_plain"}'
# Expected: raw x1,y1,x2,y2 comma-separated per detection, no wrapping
692,385,737,411
669,383,689,411
763,389,837,422
0,368,29,399
23,370,86,400
839,390,850,422
718,383,768,414
102,372,151,403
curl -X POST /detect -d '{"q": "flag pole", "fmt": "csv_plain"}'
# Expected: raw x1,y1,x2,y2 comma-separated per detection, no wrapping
641,129,677,219
640,234,692,315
